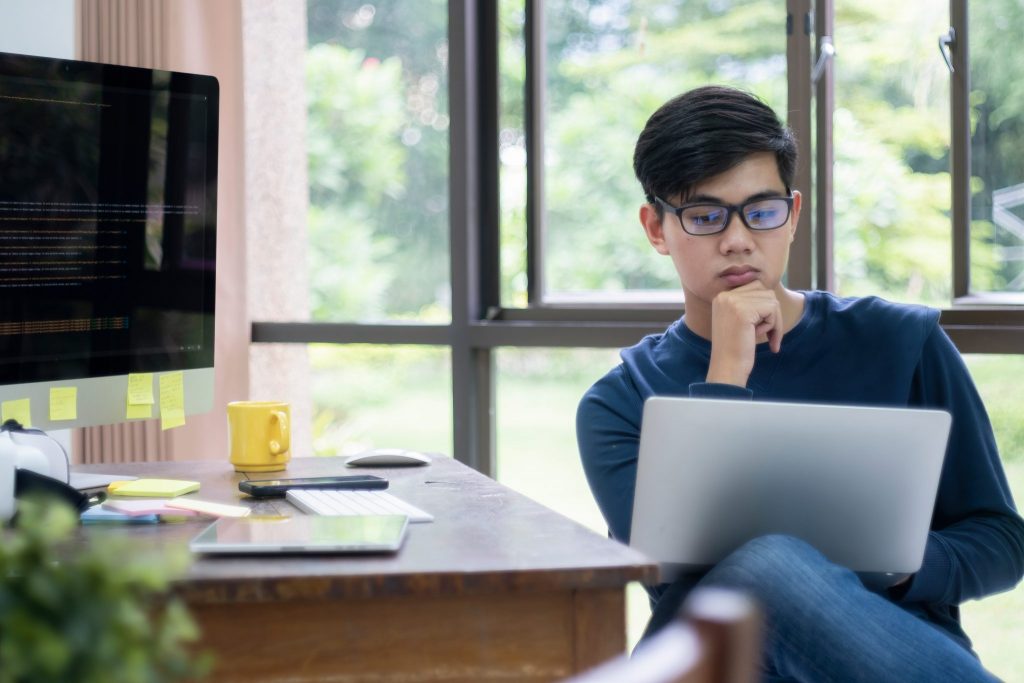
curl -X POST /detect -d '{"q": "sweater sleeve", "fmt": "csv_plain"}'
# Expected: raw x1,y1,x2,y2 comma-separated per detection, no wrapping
576,367,644,543
895,325,1024,605
577,373,756,544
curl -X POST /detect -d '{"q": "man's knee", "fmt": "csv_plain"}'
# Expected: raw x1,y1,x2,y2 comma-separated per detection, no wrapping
644,535,855,646
721,534,826,572
704,534,848,603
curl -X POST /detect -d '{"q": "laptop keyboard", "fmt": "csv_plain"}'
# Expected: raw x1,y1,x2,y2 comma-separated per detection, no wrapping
286,489,434,523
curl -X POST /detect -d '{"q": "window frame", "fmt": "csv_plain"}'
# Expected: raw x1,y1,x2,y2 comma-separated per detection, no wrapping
252,0,1024,475
947,0,1024,307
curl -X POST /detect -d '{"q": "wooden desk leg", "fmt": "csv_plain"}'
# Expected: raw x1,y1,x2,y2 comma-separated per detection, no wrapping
572,587,627,672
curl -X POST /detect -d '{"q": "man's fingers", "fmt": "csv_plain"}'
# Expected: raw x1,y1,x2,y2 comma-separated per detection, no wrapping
752,305,784,353
754,316,776,343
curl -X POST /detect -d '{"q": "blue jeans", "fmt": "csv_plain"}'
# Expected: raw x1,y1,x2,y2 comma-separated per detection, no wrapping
642,535,999,682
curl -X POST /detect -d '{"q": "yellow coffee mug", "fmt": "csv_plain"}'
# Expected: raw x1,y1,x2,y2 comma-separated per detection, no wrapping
227,401,291,473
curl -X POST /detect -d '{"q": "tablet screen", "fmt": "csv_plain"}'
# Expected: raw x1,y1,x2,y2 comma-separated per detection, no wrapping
190,515,408,554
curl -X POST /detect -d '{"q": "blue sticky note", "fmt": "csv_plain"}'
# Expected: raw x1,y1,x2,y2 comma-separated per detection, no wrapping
80,506,159,524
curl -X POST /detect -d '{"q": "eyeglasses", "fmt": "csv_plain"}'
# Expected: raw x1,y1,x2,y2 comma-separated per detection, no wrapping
654,195,794,236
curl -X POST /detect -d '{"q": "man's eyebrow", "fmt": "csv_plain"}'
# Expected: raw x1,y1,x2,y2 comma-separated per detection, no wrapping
685,189,788,204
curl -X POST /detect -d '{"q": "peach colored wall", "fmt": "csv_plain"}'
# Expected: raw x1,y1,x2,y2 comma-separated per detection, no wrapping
240,0,313,460
165,0,251,461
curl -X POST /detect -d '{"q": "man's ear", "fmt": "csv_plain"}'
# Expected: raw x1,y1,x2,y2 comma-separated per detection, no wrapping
640,203,671,255
788,190,802,243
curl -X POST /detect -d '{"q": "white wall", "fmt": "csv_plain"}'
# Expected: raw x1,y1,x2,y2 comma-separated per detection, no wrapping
0,0,74,58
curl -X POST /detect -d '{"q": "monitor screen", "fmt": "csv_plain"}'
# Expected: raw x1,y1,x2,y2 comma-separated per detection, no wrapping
0,51,218,430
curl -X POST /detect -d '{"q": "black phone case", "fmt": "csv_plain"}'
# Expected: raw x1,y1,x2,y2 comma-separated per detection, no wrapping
239,476,388,497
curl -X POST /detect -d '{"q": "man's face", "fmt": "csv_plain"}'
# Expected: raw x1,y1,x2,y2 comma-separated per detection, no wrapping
640,152,801,312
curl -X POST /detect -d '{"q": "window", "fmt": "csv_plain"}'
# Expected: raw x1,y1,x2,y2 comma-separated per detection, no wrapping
310,344,452,456
305,0,450,324
967,1,1024,298
495,347,613,528
832,1,951,306
540,0,787,302
259,1,1023,471
249,0,1024,668
499,0,788,304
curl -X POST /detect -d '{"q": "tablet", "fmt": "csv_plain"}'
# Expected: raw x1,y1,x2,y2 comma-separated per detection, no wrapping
189,514,409,555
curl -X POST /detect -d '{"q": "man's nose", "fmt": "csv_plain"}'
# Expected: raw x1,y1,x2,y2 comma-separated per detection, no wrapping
718,211,753,252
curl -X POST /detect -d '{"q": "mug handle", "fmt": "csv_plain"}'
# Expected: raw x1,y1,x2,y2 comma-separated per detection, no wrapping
269,411,290,456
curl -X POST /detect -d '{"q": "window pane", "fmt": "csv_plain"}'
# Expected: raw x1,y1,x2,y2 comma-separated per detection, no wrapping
494,347,650,649
959,355,1024,681
499,0,528,307
833,1,951,306
310,344,452,456
968,2,1024,297
306,1,450,322
539,0,787,302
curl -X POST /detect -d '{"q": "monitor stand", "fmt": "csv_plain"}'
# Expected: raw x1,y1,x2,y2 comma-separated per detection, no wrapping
1,426,70,520
0,425,134,521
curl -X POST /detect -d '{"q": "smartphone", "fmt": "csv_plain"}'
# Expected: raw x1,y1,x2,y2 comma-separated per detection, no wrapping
239,475,388,497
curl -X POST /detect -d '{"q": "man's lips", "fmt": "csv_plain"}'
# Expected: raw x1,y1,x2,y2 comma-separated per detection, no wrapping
719,266,760,287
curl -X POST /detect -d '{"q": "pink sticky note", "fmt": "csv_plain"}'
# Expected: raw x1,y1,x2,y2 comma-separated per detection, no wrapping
103,499,200,517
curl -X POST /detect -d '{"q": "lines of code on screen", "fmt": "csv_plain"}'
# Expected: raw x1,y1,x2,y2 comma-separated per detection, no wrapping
0,59,216,383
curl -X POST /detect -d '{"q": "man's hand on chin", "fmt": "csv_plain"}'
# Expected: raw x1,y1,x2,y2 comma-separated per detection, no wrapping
705,281,784,387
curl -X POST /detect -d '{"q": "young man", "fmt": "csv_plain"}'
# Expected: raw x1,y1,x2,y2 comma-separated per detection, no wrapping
576,85,1024,682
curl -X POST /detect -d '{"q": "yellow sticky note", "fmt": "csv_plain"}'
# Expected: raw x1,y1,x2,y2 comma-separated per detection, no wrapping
1,398,32,427
108,478,199,497
126,393,153,419
159,371,185,430
127,373,155,405
49,387,77,421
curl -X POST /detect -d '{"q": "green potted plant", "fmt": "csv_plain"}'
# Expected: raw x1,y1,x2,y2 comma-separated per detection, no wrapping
0,497,210,682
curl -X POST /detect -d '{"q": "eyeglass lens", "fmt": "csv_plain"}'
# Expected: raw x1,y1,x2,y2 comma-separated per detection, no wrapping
681,198,790,234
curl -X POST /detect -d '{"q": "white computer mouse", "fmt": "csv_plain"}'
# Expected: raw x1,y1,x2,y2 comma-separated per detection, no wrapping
344,448,433,467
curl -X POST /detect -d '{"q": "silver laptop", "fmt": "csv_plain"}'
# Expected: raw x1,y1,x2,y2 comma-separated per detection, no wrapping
630,397,951,585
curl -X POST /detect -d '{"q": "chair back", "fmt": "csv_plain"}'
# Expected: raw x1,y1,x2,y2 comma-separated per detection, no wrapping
562,587,760,683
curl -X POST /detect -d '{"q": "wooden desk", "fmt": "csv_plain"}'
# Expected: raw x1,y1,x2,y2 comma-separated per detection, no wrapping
76,457,656,682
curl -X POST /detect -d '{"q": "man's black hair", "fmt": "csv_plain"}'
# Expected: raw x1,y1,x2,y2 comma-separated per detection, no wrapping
633,85,798,210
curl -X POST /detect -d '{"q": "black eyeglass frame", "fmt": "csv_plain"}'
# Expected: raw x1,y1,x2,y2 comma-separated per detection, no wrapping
654,194,795,236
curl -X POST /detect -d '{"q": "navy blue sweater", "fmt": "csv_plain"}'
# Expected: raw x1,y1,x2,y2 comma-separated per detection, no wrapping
576,290,1024,643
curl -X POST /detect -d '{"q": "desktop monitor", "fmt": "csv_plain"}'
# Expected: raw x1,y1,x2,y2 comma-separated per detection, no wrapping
0,51,218,432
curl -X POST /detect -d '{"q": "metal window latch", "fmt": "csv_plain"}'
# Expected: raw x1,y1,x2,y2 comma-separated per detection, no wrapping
812,37,835,84
939,27,955,73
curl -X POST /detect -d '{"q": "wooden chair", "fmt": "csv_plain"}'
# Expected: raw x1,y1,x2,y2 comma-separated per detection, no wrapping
562,587,761,683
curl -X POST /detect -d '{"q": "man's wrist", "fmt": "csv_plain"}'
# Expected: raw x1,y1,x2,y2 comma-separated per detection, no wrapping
705,362,750,387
